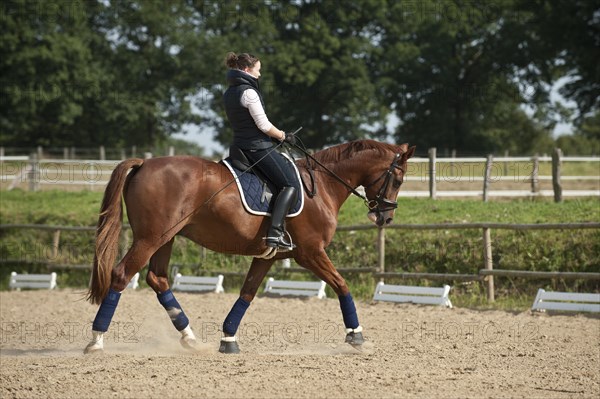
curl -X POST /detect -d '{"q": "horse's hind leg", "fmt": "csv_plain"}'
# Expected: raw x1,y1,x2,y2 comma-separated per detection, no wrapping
145,238,197,350
296,249,364,347
85,239,157,354
219,257,275,354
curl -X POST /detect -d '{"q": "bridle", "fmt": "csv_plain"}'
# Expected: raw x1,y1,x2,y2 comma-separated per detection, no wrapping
362,152,405,213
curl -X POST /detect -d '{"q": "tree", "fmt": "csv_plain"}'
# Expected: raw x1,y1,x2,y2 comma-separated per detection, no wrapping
514,0,600,122
556,111,600,155
0,0,102,146
0,0,209,148
2,0,597,156
375,0,553,155
197,0,389,149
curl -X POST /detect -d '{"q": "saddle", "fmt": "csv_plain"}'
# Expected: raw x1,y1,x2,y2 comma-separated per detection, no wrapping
222,145,304,217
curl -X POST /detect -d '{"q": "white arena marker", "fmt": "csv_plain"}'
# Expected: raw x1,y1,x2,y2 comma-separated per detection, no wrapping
373,282,452,308
531,289,600,313
172,273,224,293
263,277,327,299
9,272,57,290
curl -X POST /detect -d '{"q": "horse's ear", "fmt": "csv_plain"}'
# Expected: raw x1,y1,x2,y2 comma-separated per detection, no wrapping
402,145,416,161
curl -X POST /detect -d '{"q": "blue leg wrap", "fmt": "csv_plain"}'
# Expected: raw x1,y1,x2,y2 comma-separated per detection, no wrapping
223,297,250,336
92,288,122,332
339,293,359,329
157,289,190,331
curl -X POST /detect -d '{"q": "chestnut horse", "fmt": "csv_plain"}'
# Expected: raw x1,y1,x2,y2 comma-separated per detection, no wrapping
84,139,415,354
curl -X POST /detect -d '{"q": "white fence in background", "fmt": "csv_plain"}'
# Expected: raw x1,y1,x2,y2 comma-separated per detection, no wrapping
1,148,598,200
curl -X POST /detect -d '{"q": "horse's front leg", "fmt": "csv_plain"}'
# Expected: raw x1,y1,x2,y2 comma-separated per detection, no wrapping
296,249,365,347
220,257,275,354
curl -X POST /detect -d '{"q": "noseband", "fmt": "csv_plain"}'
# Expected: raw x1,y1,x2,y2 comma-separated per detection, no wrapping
363,152,405,213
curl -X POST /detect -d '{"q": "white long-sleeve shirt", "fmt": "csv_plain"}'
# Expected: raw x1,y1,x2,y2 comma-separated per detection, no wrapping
240,88,274,133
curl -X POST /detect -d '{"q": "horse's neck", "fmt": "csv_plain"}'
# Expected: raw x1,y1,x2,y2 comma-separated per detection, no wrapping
324,154,370,208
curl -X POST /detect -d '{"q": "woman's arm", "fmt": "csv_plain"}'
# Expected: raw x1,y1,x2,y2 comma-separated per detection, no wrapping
241,89,285,141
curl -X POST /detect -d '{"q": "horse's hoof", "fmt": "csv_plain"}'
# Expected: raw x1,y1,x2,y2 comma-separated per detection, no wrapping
219,339,240,354
180,336,200,351
345,331,365,347
83,345,104,355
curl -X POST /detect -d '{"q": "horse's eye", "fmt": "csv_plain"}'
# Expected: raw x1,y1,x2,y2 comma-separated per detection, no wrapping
392,179,401,188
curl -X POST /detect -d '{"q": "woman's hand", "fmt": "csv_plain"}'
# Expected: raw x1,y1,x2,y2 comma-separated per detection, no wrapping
267,126,286,141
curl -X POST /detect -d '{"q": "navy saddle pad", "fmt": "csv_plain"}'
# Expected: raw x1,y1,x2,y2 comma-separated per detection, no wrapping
221,155,304,217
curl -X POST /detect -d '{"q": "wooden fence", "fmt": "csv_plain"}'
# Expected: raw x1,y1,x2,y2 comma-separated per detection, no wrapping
1,147,598,200
409,147,599,201
1,222,599,302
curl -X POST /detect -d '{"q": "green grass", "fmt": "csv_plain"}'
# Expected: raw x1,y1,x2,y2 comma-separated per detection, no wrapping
0,189,103,225
1,190,599,309
339,196,600,224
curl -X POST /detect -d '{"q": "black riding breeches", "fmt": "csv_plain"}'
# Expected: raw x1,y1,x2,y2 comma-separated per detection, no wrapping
243,147,297,190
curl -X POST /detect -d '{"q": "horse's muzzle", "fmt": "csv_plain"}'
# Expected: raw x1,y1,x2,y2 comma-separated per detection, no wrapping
367,211,393,227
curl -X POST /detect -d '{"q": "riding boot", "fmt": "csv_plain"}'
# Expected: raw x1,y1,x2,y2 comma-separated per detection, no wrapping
266,186,297,250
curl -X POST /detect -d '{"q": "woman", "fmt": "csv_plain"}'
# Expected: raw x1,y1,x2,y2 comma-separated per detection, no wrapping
223,52,297,250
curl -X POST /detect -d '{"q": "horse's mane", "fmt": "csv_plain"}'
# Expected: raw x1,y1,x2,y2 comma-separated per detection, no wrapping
296,140,400,167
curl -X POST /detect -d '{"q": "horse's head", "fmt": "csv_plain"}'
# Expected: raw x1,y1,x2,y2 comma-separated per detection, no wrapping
363,143,415,226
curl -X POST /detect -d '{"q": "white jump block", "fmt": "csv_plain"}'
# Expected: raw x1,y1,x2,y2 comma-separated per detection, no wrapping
373,282,453,308
127,273,140,289
264,277,327,299
531,289,600,313
9,272,57,290
172,273,224,293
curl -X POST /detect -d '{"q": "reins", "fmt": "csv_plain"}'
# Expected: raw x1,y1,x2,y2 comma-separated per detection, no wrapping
284,132,370,207
285,132,405,211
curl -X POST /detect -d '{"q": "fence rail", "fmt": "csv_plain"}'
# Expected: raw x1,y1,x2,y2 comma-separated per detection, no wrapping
2,221,598,301
1,147,598,200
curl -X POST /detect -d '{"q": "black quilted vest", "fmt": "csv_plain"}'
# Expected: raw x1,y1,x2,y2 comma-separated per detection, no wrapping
223,69,273,150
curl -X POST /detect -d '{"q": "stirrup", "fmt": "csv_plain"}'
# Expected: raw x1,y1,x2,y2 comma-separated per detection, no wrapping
265,230,295,251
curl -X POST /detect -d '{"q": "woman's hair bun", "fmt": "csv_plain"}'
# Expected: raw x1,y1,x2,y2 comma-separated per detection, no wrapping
225,52,239,68
225,52,259,70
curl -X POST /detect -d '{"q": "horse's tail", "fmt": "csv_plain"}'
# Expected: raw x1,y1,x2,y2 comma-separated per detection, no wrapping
87,158,144,305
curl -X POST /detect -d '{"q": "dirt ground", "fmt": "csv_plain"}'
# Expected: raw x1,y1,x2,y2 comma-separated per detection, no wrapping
1,288,598,399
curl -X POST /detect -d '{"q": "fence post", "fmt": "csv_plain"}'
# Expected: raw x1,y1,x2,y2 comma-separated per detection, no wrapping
483,154,493,202
120,149,126,160
483,227,495,302
52,229,61,260
531,155,539,194
552,148,562,203
63,147,69,160
131,145,137,158
168,146,175,156
144,152,153,159
377,227,385,278
99,146,106,161
428,147,437,199
28,154,39,192
37,146,43,160
0,146,4,161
